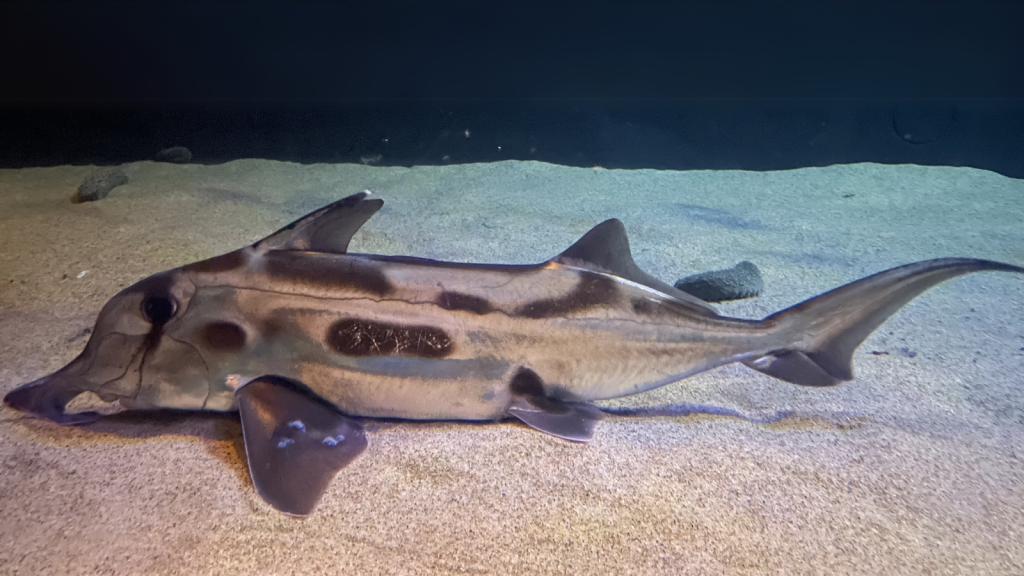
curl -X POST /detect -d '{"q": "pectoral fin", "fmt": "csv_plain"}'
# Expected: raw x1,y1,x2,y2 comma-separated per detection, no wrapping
508,396,604,442
235,376,367,517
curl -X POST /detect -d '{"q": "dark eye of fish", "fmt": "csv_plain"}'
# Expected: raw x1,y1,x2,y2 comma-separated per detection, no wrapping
142,295,176,325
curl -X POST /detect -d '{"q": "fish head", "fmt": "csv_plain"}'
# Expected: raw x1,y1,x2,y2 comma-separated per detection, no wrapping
4,267,218,424
5,191,389,426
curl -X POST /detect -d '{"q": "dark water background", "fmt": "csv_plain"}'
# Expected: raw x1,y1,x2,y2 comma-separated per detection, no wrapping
1,1,1021,177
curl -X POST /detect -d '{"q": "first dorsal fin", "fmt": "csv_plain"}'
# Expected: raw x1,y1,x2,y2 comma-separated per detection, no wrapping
253,191,383,254
553,219,719,314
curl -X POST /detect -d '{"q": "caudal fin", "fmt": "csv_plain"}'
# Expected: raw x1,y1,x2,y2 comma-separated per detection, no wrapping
745,258,1024,387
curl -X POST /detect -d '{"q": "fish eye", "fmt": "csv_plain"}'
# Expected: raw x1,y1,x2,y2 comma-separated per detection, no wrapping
142,294,177,325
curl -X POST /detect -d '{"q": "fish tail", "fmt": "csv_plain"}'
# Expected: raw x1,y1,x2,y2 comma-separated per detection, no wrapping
744,258,1023,387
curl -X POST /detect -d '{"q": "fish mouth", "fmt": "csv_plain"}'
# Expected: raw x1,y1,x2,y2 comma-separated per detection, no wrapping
4,375,103,425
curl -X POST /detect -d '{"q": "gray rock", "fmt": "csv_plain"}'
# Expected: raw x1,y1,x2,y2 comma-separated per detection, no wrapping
74,167,128,203
154,146,192,163
674,260,764,302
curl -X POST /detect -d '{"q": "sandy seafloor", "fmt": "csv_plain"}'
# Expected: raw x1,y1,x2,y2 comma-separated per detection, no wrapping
0,160,1022,576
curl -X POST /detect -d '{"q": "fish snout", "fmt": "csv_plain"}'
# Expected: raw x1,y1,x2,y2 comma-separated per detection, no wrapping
4,375,102,425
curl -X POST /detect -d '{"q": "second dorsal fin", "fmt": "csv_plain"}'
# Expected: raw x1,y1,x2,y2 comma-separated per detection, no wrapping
253,191,384,254
552,219,718,314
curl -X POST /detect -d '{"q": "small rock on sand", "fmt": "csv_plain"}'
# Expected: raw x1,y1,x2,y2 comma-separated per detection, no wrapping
674,260,764,302
154,146,193,163
73,167,128,203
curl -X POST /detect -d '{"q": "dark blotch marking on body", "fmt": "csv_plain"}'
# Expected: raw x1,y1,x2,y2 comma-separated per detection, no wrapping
631,298,655,315
265,253,393,296
508,367,569,413
515,273,618,319
327,318,453,358
260,317,287,339
368,254,544,274
631,296,711,321
438,291,493,315
201,321,247,352
186,250,246,273
632,296,685,317
509,367,545,397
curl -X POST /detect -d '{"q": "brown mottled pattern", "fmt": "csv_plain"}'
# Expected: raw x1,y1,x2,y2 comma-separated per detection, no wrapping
437,291,493,315
515,272,619,319
327,318,454,358
200,321,247,352
264,251,393,295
